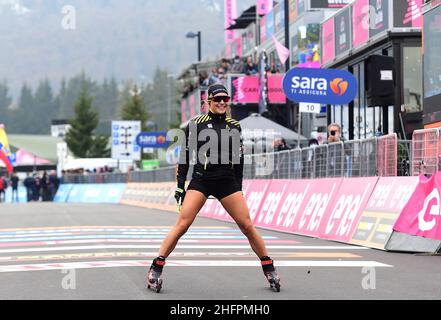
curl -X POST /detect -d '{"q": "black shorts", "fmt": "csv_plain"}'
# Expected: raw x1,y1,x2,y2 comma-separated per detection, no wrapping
187,177,241,200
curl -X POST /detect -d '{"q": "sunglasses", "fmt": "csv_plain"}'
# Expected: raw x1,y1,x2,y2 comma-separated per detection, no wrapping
211,96,231,103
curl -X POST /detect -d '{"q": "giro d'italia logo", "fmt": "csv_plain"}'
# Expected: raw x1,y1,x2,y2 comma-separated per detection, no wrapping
283,67,357,105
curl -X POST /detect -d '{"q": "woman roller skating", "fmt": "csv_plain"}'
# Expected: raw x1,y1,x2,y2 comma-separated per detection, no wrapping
146,84,281,293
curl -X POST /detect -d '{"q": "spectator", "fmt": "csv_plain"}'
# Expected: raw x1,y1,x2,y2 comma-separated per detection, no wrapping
199,71,209,87
23,173,35,202
274,138,290,152
220,59,230,74
326,123,342,144
208,68,220,85
33,173,41,202
10,172,19,203
48,171,60,201
231,55,244,73
41,171,49,201
243,56,258,75
0,175,5,203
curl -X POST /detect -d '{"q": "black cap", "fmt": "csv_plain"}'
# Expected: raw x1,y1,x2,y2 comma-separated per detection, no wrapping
208,84,229,100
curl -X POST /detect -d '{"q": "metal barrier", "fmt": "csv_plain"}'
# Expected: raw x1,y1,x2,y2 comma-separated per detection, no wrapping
412,129,440,176
63,136,416,184
377,134,398,177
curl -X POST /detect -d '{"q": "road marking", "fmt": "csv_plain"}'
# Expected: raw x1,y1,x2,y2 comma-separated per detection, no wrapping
0,235,279,242
0,259,393,273
0,245,369,254
0,226,229,232
0,239,300,248
0,251,362,262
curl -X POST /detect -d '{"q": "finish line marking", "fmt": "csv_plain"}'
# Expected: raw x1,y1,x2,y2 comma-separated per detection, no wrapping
0,260,393,273
0,245,369,254
0,251,362,262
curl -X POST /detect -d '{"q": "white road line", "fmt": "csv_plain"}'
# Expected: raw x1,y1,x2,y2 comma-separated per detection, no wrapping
0,259,393,273
0,245,369,254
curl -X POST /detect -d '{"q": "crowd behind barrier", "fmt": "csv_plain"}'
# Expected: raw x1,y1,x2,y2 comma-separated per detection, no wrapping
62,134,412,184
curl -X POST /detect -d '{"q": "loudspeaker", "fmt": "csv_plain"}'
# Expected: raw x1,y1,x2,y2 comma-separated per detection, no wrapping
365,55,396,107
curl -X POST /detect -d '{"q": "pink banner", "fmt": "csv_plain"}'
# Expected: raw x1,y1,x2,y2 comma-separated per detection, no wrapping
320,177,378,242
294,178,343,237
267,76,286,104
366,177,420,213
235,37,242,58
297,61,321,68
352,0,369,48
181,99,187,123
200,180,253,221
189,94,196,118
232,76,259,104
245,180,272,222
257,0,273,15
225,0,237,44
321,18,335,65
260,16,267,44
253,180,304,232
394,173,441,240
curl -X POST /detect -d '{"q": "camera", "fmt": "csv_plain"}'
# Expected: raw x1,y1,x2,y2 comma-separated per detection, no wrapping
330,131,337,137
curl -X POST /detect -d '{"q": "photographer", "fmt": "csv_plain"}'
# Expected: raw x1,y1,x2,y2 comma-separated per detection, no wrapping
326,123,342,144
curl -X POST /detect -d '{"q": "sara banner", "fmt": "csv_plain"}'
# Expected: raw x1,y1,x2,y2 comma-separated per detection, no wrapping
283,67,358,104
394,173,441,241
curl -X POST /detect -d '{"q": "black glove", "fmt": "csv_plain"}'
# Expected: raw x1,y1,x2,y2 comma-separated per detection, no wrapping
174,187,186,206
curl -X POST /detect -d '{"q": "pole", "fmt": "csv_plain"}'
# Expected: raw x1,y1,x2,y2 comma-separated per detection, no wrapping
167,76,171,127
197,31,202,62
298,110,302,149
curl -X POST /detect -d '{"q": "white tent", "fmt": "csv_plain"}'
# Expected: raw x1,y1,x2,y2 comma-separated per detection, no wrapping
239,113,308,148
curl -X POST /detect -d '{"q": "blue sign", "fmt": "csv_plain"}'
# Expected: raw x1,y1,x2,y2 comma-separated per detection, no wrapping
136,132,170,149
283,68,357,105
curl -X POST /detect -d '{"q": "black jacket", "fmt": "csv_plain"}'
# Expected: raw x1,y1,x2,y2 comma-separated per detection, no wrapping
177,111,244,190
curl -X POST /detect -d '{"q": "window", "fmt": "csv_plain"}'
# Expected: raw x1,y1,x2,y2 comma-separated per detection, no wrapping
403,46,423,113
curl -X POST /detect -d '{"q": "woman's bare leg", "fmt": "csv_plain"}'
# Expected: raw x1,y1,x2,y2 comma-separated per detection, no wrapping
220,192,269,259
158,190,207,258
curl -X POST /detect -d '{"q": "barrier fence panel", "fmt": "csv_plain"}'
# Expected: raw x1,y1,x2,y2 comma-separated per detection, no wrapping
327,142,344,178
412,129,440,176
398,140,412,176
343,140,361,177
377,134,398,177
301,147,315,179
361,138,377,177
314,145,328,178
62,136,417,183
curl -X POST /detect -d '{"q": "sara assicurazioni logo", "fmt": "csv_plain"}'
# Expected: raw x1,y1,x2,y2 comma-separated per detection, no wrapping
283,67,357,104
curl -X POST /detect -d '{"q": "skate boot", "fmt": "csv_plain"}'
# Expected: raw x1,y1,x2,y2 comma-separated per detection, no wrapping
147,256,166,293
261,256,281,292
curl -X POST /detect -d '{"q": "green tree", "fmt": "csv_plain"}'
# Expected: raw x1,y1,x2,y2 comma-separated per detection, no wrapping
120,85,149,131
0,80,12,126
65,89,109,158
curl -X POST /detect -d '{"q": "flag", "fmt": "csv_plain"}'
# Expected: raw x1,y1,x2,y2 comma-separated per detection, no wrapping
0,124,14,173
257,0,273,15
272,35,290,65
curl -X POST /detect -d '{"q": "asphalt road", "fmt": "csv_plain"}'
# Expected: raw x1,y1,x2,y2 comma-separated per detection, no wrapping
0,203,440,300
